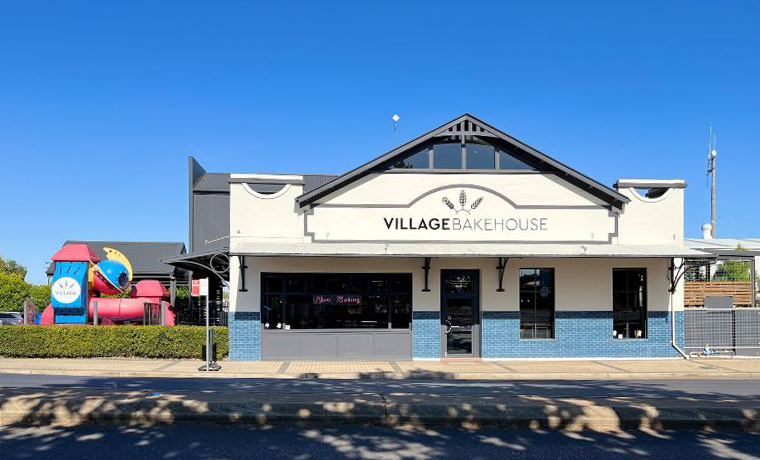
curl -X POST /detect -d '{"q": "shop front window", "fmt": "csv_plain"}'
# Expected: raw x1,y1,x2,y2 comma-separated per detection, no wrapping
260,273,412,330
612,268,647,339
519,268,555,339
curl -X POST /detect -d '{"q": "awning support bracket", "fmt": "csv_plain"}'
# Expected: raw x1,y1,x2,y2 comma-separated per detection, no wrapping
496,257,508,292
668,258,687,293
422,257,431,292
238,255,248,292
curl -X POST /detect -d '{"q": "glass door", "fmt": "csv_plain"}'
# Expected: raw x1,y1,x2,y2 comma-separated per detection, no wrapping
441,270,479,357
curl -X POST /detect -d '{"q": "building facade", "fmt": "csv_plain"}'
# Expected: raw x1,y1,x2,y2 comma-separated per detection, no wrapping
225,114,709,361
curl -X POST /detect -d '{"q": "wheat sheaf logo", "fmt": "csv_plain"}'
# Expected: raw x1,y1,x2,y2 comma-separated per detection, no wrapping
442,190,483,214
51,276,81,304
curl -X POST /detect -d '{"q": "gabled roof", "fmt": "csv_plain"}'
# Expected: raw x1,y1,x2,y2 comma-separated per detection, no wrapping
296,114,630,210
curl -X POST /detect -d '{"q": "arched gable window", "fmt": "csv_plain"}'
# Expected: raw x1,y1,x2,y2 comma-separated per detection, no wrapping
391,136,534,171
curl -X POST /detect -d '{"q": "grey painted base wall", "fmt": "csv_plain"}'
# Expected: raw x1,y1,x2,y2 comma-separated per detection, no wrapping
261,329,412,360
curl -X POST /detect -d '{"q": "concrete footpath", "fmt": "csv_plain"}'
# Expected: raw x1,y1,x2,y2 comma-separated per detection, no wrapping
1,357,760,430
3,357,760,380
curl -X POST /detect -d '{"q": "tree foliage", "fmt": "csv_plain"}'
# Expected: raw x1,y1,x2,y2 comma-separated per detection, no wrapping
713,245,756,282
0,272,31,312
28,284,51,310
713,259,752,282
0,254,27,280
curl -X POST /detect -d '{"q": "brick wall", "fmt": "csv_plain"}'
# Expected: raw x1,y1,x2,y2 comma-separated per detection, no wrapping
412,311,440,358
228,311,261,361
482,310,683,358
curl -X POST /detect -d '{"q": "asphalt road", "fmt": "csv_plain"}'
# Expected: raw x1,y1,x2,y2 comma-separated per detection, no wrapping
1,373,760,400
2,424,760,459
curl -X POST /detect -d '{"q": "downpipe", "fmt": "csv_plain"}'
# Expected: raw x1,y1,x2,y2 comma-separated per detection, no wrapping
670,289,689,359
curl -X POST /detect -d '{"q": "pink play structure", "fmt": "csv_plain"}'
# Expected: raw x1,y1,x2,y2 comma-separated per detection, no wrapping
41,243,175,326
91,280,176,325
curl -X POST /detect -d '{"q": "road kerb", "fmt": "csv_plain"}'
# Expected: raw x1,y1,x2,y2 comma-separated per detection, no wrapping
1,368,758,380
3,396,760,431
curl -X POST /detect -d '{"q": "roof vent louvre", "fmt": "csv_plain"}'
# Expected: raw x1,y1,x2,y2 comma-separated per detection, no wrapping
438,119,496,138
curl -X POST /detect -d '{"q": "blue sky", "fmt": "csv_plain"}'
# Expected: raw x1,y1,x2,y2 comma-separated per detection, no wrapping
1,1,758,284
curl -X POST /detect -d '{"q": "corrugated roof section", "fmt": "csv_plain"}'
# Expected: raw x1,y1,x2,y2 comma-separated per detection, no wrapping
194,173,231,193
685,238,760,250
46,241,187,277
303,174,339,193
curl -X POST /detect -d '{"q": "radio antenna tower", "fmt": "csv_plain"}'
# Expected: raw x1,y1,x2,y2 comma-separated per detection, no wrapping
707,123,717,238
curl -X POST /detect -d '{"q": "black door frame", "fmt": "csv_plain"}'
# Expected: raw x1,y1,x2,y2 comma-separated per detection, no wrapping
440,269,480,357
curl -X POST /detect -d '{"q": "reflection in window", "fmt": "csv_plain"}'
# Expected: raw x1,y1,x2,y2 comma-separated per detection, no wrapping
394,148,429,169
390,137,536,171
498,149,534,170
613,268,647,339
444,273,475,294
433,142,462,169
260,273,412,330
519,268,555,339
465,142,495,169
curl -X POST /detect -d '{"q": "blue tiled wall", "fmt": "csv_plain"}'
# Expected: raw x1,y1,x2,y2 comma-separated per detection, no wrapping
674,311,685,349
412,311,440,358
482,310,684,358
228,311,261,361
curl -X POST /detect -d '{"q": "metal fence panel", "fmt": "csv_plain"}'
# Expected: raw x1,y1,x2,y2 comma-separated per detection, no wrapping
685,308,760,350
735,309,760,348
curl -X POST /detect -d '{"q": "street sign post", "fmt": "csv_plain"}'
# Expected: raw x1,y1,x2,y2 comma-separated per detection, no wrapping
195,277,220,372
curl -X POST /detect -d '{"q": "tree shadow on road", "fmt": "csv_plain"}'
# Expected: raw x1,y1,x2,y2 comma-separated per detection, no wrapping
1,375,760,459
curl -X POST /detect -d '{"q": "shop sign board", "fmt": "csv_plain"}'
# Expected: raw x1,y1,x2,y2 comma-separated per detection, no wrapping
306,185,616,243
191,278,209,297
312,294,362,305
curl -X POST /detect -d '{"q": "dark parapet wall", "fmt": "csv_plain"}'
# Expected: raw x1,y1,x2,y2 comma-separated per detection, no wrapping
192,194,230,252
189,156,230,253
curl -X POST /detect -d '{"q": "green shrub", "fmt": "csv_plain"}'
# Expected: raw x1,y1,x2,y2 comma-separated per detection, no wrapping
0,272,30,312
0,325,229,359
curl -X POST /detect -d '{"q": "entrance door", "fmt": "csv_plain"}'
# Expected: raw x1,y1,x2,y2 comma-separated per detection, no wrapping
441,270,480,357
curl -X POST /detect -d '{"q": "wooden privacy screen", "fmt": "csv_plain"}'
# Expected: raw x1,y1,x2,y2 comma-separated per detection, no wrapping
684,281,753,307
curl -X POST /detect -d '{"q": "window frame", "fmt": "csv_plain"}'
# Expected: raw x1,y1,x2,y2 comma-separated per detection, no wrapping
390,135,535,172
612,268,648,339
518,268,556,340
260,272,413,331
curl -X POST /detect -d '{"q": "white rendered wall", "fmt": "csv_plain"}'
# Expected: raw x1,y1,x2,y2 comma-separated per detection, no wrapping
229,177,306,244
230,172,685,248
228,171,686,317
616,187,684,245
229,256,682,315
